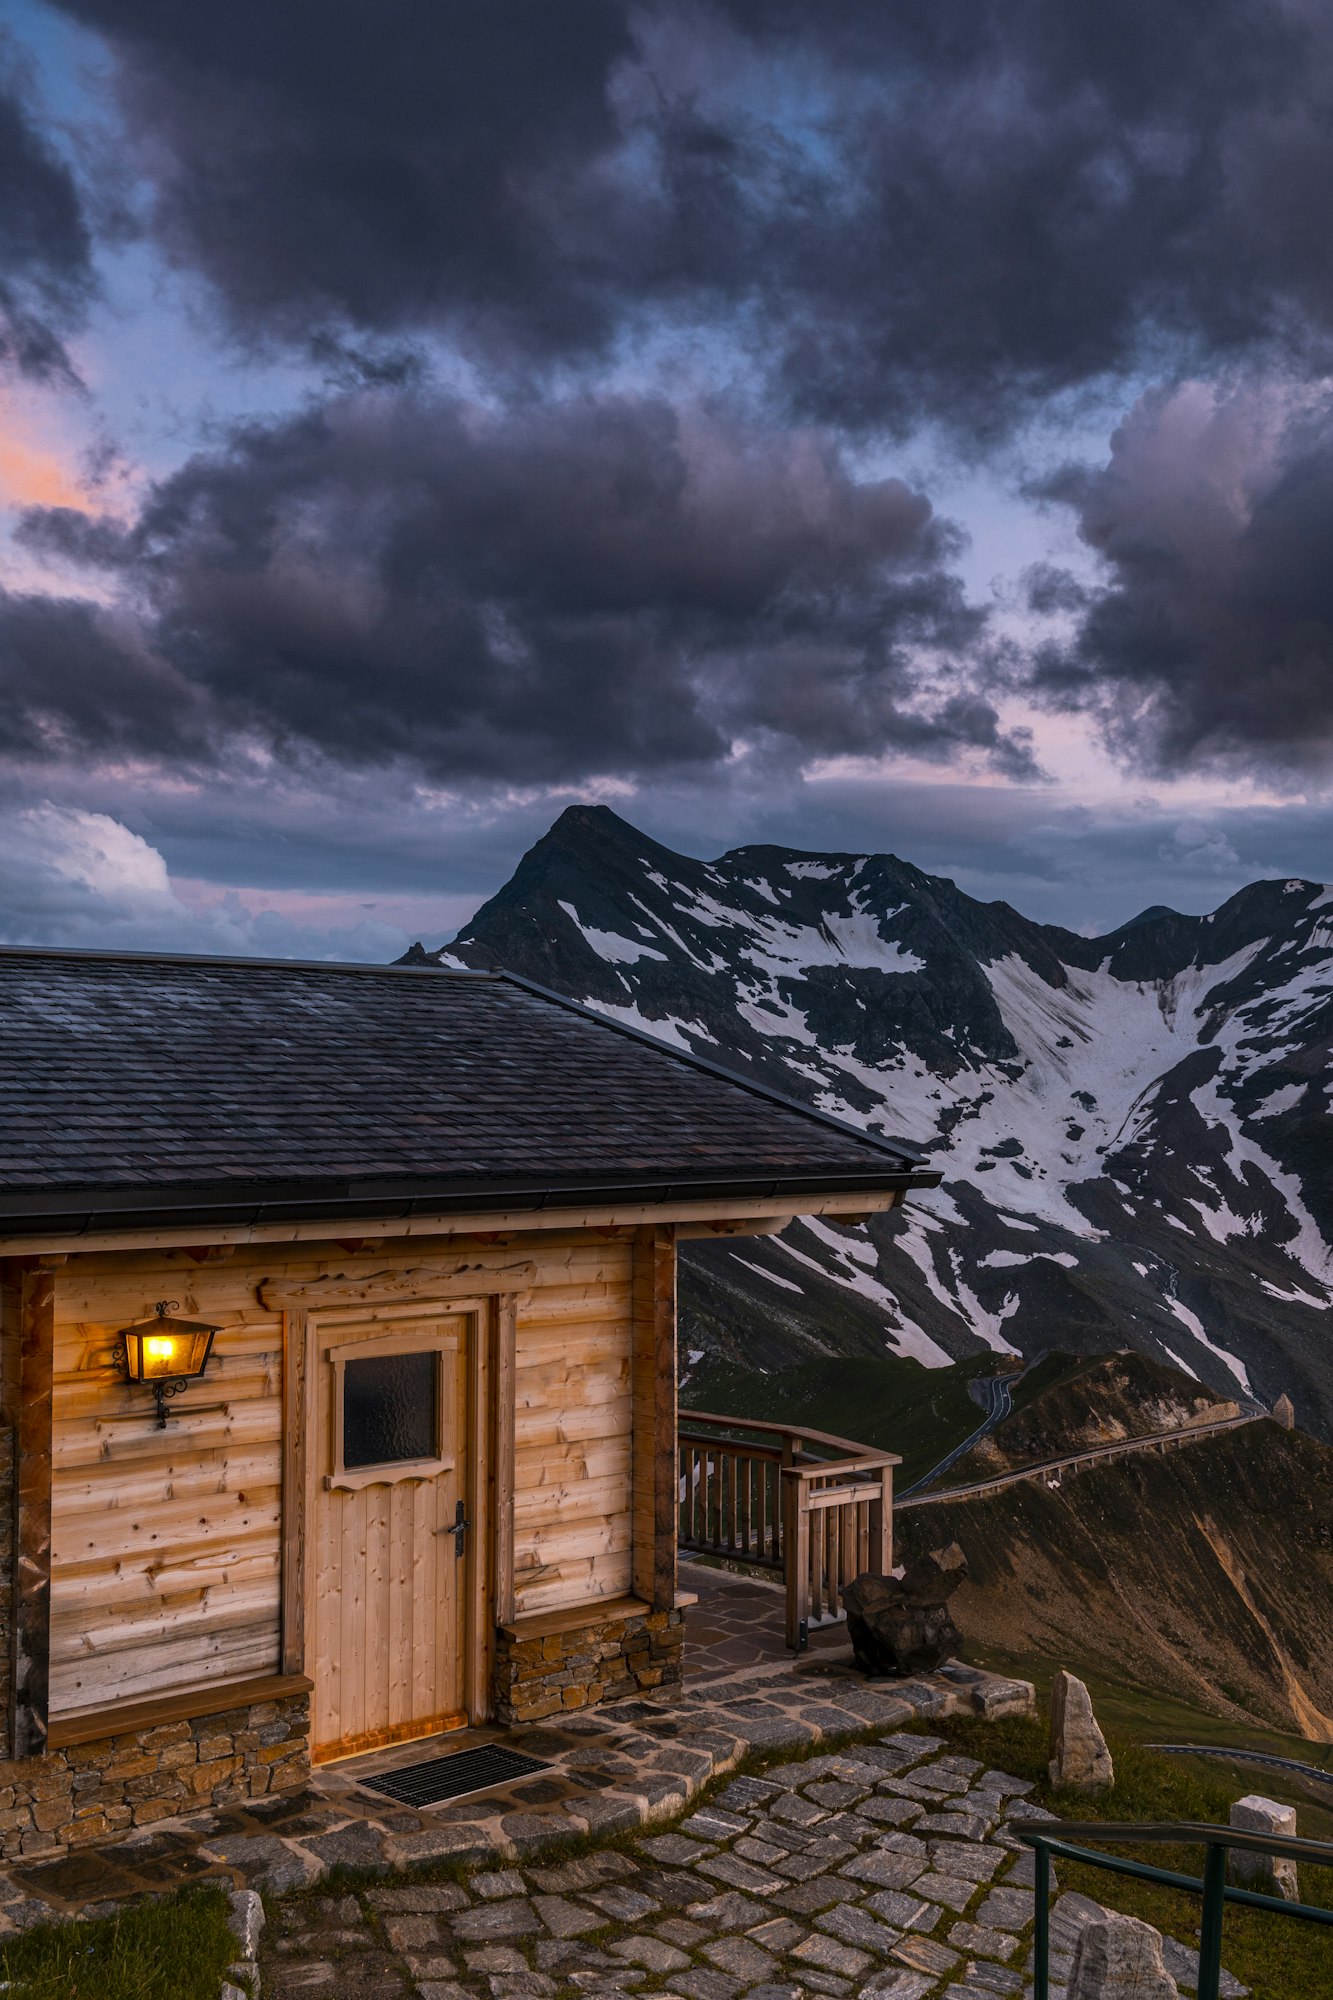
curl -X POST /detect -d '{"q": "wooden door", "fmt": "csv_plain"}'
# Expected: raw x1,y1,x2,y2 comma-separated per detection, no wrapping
312,1315,470,1762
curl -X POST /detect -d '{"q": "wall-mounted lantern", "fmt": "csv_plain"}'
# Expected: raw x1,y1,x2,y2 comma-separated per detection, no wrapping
115,1300,221,1427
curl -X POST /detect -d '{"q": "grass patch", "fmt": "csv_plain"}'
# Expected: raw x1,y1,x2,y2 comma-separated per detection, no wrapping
932,1708,1333,2000
962,1644,1333,1838
0,1885,239,2000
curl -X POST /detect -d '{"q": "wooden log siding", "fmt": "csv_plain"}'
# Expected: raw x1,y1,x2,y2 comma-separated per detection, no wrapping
510,1237,636,1616
47,1231,644,1718
49,1291,283,1715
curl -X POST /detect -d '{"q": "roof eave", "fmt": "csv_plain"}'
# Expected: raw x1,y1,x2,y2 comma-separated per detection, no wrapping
0,1165,943,1245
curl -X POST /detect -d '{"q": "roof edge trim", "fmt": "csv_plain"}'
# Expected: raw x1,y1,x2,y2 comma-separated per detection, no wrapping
0,943,497,978
0,1166,941,1241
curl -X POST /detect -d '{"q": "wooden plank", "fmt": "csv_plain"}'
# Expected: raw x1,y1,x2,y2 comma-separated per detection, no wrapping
783,1473,806,1650
3,1188,908,1260
465,1301,490,1720
493,1293,516,1631
14,1263,56,1757
281,1306,308,1674
51,1621,282,1711
513,1553,633,1613
500,1592,651,1640
261,1260,535,1307
630,1224,676,1613
872,1464,893,1575
47,1671,313,1748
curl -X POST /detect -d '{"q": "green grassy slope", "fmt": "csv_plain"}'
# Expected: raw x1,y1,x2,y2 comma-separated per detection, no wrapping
683,1349,1000,1485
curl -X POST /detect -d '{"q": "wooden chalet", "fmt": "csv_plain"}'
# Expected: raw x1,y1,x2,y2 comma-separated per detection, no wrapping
0,947,937,1855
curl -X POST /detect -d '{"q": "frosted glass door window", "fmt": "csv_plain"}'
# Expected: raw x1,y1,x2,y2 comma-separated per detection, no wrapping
342,1348,439,1468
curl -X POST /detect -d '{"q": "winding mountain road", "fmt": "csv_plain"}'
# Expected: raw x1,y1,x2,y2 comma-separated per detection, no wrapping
897,1410,1258,1511
897,1368,1024,1498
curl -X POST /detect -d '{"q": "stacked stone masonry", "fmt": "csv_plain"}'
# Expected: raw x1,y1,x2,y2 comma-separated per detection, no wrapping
0,1693,309,1858
493,1606,685,1726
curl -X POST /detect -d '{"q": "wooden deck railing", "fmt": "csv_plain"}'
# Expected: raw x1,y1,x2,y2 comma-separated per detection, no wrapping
678,1410,900,1651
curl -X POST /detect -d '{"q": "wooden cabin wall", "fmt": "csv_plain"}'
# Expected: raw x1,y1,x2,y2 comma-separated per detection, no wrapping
48,1229,636,1718
511,1235,633,1616
51,1256,283,1716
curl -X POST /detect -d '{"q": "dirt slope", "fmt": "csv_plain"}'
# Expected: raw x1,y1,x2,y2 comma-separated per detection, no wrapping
953,1350,1239,1479
898,1419,1333,1737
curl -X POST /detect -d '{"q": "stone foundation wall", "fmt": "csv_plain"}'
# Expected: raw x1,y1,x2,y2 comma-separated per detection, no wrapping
494,1605,684,1727
0,1691,310,1858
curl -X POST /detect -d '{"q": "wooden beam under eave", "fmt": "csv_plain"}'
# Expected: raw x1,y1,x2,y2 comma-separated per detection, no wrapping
631,1224,677,1614
280,1306,311,1677
0,1186,920,1259
14,1262,55,1759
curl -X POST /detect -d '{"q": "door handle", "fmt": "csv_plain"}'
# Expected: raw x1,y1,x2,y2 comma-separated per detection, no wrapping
450,1498,469,1559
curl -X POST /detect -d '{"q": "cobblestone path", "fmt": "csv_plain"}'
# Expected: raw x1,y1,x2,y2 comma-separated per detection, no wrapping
264,1732,1074,2000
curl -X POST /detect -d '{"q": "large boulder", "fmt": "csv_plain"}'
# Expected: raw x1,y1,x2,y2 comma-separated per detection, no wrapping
1049,1669,1114,1790
1070,1912,1180,1997
842,1544,968,1677
1229,1794,1299,1900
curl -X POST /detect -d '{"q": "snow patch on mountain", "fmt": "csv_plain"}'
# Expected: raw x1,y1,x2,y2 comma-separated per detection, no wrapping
441,806,1333,1432
557,902,667,965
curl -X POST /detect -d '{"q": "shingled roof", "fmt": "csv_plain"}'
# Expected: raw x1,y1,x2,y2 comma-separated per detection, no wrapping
0,948,937,1235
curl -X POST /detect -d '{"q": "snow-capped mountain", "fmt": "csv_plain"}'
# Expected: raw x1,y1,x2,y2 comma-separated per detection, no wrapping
407,805,1333,1434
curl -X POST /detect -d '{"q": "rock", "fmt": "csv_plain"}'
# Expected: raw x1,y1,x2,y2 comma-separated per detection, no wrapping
1048,1670,1114,1791
227,1886,265,1959
1272,1393,1295,1429
1069,1911,1180,1997
1228,1794,1299,1900
842,1546,968,1678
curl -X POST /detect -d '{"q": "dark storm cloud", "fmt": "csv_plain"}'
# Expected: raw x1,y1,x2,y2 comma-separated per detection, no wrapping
0,585,201,756
18,389,1029,781
42,0,1333,432
1031,382,1333,775
48,0,636,358
0,49,94,381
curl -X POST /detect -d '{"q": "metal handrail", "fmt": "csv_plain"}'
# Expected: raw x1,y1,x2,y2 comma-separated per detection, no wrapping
1016,1818,1333,2000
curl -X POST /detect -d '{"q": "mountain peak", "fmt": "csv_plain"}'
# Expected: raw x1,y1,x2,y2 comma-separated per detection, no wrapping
442,804,1331,1433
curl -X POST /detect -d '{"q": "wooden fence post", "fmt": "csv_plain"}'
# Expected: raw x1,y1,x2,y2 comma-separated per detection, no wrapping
874,1463,894,1575
632,1225,677,1612
782,1470,808,1651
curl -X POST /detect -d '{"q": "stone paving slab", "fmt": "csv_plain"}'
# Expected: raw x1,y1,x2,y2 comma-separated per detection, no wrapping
0,1658,1032,1930
254,1736,1250,2000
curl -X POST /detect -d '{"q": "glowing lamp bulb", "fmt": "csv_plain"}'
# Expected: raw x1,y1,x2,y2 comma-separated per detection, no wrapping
146,1336,176,1363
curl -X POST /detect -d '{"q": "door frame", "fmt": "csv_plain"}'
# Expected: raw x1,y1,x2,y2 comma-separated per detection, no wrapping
262,1259,528,1734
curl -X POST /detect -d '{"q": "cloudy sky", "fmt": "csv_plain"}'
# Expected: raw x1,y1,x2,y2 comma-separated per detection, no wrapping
2,1,1331,955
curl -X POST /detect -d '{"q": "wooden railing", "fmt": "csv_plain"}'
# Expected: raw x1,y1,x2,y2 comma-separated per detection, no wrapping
678,1410,900,1651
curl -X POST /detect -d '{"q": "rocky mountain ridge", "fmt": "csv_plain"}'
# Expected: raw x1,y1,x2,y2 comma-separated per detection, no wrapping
406,805,1333,1434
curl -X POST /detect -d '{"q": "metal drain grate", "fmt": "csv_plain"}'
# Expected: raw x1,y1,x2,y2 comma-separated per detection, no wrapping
360,1744,550,1807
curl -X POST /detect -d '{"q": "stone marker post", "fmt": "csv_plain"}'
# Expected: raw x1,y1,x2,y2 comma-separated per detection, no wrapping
1272,1392,1295,1429
1229,1794,1299,1900
1049,1669,1114,1790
